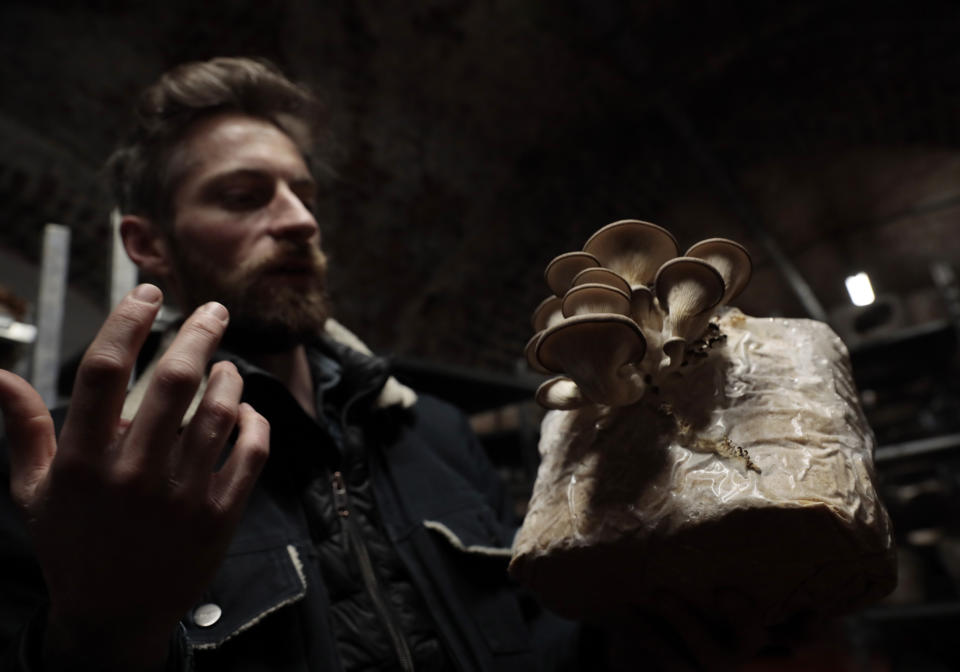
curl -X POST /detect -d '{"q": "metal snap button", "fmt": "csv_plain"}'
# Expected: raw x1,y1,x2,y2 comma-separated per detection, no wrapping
193,603,222,628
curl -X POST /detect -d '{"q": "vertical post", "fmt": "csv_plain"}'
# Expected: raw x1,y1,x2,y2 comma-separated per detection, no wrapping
110,207,138,309
31,223,71,408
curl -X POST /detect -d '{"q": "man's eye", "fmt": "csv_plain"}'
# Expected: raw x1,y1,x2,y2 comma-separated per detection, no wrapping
220,188,270,210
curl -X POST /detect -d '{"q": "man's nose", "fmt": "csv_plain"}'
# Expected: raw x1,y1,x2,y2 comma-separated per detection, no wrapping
269,182,319,242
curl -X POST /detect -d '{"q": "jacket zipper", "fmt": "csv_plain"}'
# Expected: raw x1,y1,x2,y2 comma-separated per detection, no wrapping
332,470,416,672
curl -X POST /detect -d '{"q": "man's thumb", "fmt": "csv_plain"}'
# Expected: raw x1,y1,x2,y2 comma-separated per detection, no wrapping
0,370,56,505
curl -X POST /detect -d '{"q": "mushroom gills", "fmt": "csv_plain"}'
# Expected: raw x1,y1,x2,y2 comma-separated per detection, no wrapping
535,377,588,410
532,295,563,332
685,238,753,305
535,314,647,407
655,257,725,341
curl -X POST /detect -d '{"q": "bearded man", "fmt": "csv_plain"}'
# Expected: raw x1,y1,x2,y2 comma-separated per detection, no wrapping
0,58,592,671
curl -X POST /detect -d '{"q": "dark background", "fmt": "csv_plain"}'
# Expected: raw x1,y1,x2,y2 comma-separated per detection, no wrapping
2,1,960,669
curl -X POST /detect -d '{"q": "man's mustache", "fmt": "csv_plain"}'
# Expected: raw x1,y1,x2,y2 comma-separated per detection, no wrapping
254,245,327,275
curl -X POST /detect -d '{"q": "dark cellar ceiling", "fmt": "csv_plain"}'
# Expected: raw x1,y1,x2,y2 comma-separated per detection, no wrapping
1,0,959,386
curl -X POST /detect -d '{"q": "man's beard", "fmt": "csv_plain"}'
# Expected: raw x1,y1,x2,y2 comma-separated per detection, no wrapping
170,241,332,354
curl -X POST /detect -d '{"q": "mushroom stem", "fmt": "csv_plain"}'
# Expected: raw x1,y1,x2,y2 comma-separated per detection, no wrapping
664,309,714,344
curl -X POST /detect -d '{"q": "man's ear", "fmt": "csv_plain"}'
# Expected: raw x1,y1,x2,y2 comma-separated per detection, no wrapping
120,215,173,277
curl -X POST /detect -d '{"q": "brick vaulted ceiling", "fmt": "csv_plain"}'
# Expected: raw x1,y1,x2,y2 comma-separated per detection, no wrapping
1,0,960,374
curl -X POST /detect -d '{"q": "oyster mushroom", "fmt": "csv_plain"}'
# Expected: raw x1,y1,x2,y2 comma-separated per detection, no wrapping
685,238,752,304
570,267,632,296
655,257,725,342
535,314,647,407
629,284,659,329
583,220,680,287
535,376,588,410
561,283,632,318
545,251,601,297
660,336,687,374
524,332,551,374
531,295,564,332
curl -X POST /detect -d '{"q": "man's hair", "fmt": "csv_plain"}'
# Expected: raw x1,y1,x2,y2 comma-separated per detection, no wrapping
107,57,324,226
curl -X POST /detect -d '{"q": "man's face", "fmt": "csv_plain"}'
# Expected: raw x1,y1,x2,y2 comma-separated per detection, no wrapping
165,112,330,352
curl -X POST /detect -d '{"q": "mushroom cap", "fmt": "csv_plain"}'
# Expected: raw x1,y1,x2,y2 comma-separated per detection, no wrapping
654,257,725,318
535,313,647,406
629,284,658,328
535,376,588,410
561,283,632,318
544,251,601,297
660,336,687,373
582,220,680,286
685,238,752,304
570,267,632,296
524,332,550,374
531,295,563,332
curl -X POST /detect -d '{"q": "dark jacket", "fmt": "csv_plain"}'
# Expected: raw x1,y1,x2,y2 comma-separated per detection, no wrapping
0,336,589,671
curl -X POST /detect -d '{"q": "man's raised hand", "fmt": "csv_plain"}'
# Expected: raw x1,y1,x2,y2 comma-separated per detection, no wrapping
0,284,269,670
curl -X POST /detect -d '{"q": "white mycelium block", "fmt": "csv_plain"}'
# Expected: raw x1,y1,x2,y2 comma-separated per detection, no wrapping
511,308,896,625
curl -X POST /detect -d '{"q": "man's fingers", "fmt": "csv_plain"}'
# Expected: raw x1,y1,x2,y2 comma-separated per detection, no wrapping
208,403,269,518
0,370,56,506
60,284,163,457
122,302,229,470
176,361,243,485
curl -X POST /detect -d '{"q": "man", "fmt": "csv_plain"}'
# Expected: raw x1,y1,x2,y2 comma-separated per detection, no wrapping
0,58,590,671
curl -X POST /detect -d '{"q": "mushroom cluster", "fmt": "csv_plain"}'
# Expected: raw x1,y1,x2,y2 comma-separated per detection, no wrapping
526,220,752,410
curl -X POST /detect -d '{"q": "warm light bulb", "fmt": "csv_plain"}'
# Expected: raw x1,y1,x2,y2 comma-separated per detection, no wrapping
845,272,875,307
